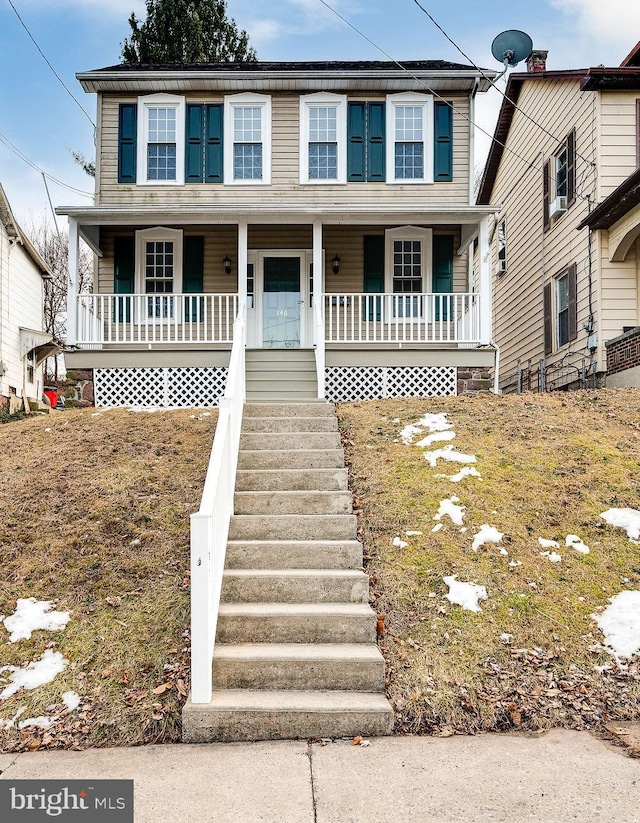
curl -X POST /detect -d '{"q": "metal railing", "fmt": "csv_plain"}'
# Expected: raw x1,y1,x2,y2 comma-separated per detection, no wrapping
189,301,246,704
324,292,481,344
75,293,238,347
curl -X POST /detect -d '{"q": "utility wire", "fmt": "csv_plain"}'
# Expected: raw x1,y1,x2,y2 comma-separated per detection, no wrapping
0,130,94,198
6,0,96,129
411,0,597,172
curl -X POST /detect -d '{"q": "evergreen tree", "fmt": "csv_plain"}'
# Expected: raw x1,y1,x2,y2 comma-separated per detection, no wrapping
121,0,257,63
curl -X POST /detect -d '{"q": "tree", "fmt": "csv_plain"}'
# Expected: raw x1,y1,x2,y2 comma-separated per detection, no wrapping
121,0,257,63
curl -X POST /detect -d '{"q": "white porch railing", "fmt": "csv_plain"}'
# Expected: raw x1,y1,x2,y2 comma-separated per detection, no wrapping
189,301,246,704
75,293,238,347
313,294,326,399
324,292,481,344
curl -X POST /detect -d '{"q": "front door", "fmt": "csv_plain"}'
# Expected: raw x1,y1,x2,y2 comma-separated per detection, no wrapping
262,257,302,348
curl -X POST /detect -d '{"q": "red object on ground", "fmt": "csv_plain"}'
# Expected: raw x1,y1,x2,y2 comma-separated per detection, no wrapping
44,388,59,408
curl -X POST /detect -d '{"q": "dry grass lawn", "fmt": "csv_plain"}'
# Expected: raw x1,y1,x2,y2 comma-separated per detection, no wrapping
0,408,216,752
337,389,640,740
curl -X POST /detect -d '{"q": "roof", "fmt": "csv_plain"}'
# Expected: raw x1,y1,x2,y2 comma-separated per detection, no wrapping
77,59,496,94
620,41,640,67
0,183,51,279
580,67,640,91
576,166,640,230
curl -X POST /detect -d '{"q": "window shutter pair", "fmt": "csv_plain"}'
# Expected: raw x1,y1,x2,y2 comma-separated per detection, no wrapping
117,103,223,184
347,103,385,182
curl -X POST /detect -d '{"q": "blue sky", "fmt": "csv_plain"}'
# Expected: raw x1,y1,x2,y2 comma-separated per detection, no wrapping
0,0,639,226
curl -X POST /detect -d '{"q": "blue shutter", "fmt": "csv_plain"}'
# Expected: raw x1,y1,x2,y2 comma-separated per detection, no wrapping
183,236,205,321
347,103,366,182
363,235,384,321
367,103,385,182
113,236,134,322
118,104,137,184
433,101,453,182
185,104,204,183
432,235,454,321
205,104,223,183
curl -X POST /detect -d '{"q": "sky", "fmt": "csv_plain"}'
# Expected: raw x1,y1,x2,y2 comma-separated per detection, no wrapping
0,0,639,230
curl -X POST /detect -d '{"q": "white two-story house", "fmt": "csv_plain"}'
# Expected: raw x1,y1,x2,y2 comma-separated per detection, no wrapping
59,60,498,406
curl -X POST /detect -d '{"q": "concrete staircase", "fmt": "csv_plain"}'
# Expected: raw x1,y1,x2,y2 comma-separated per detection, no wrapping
245,349,317,401
182,401,393,742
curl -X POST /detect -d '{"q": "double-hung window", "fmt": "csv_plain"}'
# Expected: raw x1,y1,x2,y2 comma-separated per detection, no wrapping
385,226,432,318
557,272,570,348
497,220,507,274
135,228,183,320
137,94,185,185
300,93,346,184
224,93,271,184
543,128,576,228
386,93,433,183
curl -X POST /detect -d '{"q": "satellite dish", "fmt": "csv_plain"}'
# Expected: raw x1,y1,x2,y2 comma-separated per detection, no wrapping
491,30,533,70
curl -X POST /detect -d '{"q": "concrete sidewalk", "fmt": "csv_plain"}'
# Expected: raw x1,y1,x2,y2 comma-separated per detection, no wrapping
1,730,638,822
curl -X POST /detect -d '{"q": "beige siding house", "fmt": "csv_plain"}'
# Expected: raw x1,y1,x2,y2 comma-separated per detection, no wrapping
0,183,55,411
60,60,499,406
477,43,640,391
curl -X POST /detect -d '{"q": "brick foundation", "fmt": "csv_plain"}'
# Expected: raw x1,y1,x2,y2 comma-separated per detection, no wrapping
605,327,640,376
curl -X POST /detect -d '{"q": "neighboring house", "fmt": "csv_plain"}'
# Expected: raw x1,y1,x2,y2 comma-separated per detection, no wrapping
59,60,499,407
0,182,57,411
477,43,640,392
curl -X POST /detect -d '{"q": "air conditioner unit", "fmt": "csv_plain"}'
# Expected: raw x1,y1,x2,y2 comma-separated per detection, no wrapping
550,195,567,218
496,259,507,274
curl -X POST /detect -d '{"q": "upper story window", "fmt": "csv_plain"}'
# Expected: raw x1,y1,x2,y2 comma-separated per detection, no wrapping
386,93,434,184
543,128,576,228
300,93,346,184
137,94,185,185
224,93,271,184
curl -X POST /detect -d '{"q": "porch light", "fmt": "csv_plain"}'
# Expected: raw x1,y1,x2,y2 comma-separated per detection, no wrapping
223,255,232,275
332,255,341,275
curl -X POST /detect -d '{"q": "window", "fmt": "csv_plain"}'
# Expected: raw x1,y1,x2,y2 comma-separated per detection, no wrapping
26,350,35,385
135,228,183,319
386,94,433,183
137,94,185,185
300,94,346,184
557,272,570,347
544,263,577,354
555,147,568,199
543,128,576,228
385,227,432,317
224,94,271,184
497,220,507,274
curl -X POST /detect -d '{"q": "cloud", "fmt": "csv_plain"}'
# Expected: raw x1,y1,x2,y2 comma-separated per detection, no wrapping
20,0,145,17
548,0,640,49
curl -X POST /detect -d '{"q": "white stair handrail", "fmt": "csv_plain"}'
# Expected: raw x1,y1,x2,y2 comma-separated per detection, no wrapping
190,301,246,704
313,294,326,399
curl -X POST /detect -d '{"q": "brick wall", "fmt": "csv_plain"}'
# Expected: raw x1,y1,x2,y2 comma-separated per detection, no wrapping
457,367,492,394
605,327,640,376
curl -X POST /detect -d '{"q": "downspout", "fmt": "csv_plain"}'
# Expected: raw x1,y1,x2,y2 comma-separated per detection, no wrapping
539,152,546,382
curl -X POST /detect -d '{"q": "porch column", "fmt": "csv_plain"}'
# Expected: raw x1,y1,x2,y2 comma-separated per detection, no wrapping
312,221,325,399
478,215,492,345
66,217,79,346
237,220,248,310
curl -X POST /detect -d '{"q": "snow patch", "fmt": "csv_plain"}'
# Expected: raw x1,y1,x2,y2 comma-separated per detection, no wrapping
434,496,465,526
509,560,523,568
0,706,26,730
443,576,487,613
471,524,503,552
18,715,55,730
3,599,71,643
405,531,423,537
400,424,424,445
499,633,513,643
0,650,69,700
600,508,640,541
415,431,456,448
540,551,563,563
431,523,444,533
423,444,477,468
392,536,408,549
595,591,640,662
566,534,590,555
438,466,483,483
62,691,81,713
538,537,560,549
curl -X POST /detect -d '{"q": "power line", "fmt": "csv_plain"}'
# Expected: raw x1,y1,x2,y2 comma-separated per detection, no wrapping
6,0,96,129
411,0,597,173
0,130,94,198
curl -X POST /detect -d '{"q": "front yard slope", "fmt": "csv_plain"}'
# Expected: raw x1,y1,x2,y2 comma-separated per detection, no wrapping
337,389,640,737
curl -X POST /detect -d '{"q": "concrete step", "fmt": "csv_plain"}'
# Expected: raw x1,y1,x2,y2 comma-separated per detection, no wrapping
237,449,344,470
240,432,341,450
235,468,348,492
246,349,315,362
182,689,394,743
212,643,385,691
246,363,316,375
216,602,375,644
228,514,357,541
221,569,369,604
241,416,337,433
244,402,334,418
234,490,352,516
245,391,319,402
225,540,363,570
245,379,318,393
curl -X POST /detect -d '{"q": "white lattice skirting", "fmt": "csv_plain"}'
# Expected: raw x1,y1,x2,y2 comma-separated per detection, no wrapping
324,366,457,401
94,367,228,408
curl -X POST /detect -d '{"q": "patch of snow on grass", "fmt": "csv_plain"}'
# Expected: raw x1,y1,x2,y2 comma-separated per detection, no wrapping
540,551,563,563
423,444,477,468
400,424,423,445
595,591,640,662
499,633,513,643
18,715,55,730
415,431,456,448
471,524,503,552
62,691,81,713
392,536,408,549
432,523,443,533
443,576,487,613
0,650,69,700
405,531,423,536
434,496,465,526
3,599,71,643
509,560,522,568
400,412,453,445
438,466,483,483
0,706,26,729
538,537,559,549
600,508,640,541
566,534,590,554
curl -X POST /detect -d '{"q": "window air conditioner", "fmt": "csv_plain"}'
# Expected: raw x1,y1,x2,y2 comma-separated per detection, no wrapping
496,259,507,274
550,195,567,217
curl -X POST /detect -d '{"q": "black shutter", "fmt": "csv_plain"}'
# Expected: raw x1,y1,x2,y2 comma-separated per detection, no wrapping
568,262,578,342
347,103,366,182
543,160,551,232
543,281,552,355
118,104,137,184
567,128,576,206
363,235,384,321
185,104,204,183
433,101,453,182
113,236,135,322
432,235,454,321
205,105,223,183
183,236,205,321
367,103,386,182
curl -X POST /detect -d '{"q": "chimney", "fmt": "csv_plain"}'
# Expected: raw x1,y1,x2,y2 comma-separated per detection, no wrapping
527,50,548,73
